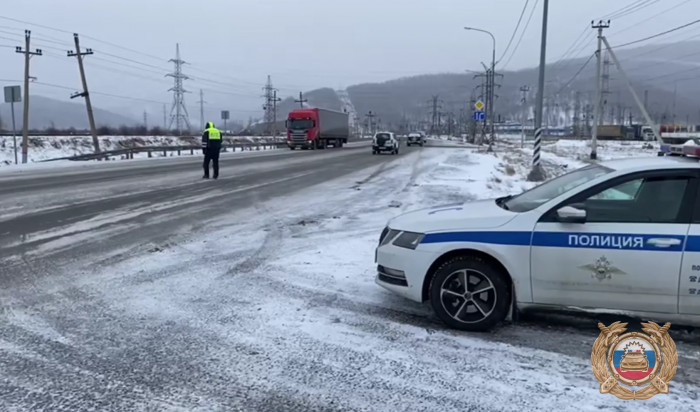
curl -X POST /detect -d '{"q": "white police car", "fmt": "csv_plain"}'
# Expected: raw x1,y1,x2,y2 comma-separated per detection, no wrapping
376,148,700,331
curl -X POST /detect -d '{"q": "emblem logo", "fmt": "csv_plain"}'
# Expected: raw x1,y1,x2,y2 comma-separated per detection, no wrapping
591,321,677,400
579,256,626,281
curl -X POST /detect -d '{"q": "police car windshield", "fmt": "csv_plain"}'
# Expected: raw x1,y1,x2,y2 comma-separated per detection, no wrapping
503,164,613,212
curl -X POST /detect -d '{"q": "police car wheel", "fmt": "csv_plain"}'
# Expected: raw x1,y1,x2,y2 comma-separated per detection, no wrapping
429,255,509,332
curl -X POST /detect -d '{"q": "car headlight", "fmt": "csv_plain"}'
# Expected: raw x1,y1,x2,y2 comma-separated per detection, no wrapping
392,231,424,250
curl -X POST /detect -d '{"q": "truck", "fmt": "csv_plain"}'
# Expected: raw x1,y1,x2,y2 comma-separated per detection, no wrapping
595,125,633,140
286,108,350,150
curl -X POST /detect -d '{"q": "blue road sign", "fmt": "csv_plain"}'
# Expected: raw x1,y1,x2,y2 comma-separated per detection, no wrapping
473,111,485,121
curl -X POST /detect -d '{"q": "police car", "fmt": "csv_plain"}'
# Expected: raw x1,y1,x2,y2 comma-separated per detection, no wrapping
376,146,700,331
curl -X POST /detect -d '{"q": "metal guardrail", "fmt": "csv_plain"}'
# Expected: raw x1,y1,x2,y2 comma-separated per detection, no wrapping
38,137,369,162
40,142,288,162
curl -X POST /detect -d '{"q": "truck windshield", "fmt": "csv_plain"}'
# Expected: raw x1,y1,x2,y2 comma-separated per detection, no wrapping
503,164,613,212
288,119,314,129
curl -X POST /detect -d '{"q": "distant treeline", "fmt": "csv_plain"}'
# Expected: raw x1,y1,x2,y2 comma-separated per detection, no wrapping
0,125,260,137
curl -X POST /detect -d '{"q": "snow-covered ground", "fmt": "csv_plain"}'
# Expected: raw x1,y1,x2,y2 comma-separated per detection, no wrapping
0,135,285,166
24,141,696,410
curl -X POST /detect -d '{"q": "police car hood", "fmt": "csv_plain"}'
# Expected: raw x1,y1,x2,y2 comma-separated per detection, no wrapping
388,199,516,233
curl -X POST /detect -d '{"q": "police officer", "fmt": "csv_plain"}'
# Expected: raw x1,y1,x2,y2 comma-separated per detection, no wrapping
201,121,222,179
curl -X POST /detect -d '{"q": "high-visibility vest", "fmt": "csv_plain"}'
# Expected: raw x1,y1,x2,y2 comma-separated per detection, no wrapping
206,127,221,140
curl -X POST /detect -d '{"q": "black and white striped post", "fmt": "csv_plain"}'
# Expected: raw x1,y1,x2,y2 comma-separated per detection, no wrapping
527,0,548,182
532,127,542,167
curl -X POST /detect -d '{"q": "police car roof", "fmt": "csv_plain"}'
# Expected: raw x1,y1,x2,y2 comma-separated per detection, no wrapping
599,155,700,171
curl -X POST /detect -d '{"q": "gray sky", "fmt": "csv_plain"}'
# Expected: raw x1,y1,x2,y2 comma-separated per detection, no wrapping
0,0,695,121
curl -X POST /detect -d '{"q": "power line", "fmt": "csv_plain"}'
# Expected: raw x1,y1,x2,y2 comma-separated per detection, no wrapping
606,0,661,20
612,18,700,48
498,0,530,63
500,0,539,70
608,0,692,36
602,0,649,19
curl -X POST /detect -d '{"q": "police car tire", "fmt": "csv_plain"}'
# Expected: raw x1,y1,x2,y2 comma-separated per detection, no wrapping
429,255,510,332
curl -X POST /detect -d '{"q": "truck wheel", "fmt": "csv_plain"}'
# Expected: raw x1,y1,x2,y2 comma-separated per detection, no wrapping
429,255,510,332
290,147,296,150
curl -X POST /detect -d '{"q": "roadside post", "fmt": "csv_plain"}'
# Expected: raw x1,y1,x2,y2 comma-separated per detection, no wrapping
473,100,485,145
221,110,229,135
4,85,21,164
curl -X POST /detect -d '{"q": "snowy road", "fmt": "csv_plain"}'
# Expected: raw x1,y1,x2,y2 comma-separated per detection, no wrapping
0,142,698,411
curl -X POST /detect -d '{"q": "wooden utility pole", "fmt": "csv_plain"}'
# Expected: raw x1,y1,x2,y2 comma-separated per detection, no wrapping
67,33,100,154
15,30,42,164
294,92,307,108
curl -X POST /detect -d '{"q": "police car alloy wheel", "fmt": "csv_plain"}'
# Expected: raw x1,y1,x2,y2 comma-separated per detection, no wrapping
429,255,510,331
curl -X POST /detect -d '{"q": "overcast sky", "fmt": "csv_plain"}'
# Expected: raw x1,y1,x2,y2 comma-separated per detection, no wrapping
0,0,695,121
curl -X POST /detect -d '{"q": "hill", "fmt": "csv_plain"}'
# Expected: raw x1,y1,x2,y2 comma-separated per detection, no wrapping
0,95,139,130
259,40,700,131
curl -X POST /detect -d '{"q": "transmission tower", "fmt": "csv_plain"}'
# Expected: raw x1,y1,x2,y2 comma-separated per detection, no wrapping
196,89,207,130
262,75,276,135
427,95,443,136
573,91,581,137
166,43,191,135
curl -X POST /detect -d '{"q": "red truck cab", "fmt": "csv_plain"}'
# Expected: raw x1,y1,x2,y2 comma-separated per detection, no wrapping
286,109,318,150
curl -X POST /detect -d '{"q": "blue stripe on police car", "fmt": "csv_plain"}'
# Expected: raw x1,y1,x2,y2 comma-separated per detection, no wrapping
421,231,698,252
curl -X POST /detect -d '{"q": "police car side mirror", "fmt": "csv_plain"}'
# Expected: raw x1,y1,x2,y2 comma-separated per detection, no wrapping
556,204,586,223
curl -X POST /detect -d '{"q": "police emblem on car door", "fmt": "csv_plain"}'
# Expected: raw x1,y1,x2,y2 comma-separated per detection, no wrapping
579,256,626,281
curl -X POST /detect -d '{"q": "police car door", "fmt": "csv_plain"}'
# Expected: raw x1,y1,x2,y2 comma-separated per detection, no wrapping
680,181,700,315
531,169,697,313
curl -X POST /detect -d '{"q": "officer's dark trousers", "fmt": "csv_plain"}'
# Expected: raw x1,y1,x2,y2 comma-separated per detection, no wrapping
203,147,221,177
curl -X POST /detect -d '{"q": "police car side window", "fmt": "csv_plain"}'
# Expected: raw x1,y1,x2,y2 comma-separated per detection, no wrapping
589,179,643,200
582,176,691,223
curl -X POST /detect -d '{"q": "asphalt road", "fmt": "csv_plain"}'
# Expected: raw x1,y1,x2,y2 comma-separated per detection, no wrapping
0,142,415,282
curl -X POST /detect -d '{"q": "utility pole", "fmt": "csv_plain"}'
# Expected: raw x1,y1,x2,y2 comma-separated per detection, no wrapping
527,0,549,182
197,89,206,130
601,50,612,124
590,19,610,160
15,30,42,164
163,104,167,129
262,75,276,135
272,90,282,136
143,110,148,129
365,111,376,136
166,43,191,135
520,85,530,148
67,33,100,154
295,92,307,108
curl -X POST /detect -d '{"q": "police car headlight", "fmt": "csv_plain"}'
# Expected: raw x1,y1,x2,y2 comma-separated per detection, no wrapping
392,231,424,250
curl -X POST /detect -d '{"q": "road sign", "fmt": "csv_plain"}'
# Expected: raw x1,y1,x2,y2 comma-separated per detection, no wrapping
474,100,484,111
4,85,21,103
221,110,230,120
473,111,486,121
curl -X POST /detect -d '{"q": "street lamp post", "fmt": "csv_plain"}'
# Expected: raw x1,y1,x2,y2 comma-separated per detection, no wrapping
464,27,496,151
